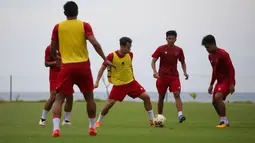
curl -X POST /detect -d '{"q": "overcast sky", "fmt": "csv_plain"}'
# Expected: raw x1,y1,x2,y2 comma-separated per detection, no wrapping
0,0,254,92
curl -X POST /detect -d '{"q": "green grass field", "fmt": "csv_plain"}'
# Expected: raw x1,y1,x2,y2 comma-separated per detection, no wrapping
0,101,255,143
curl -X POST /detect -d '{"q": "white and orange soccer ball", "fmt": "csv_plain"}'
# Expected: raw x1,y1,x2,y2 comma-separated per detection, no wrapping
153,114,166,127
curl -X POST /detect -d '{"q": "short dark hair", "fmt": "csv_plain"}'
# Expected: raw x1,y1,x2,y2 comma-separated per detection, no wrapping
166,30,177,38
64,1,78,17
119,37,132,46
202,35,216,45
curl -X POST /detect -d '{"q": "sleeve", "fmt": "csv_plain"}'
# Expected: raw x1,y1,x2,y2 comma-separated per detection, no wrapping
83,22,94,38
129,52,133,60
152,47,161,59
223,52,235,85
179,48,185,63
45,46,51,61
102,53,113,66
51,24,59,42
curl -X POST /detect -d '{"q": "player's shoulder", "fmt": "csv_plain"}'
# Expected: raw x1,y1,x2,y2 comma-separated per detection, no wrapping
218,48,230,57
158,44,167,49
174,45,183,51
45,45,51,52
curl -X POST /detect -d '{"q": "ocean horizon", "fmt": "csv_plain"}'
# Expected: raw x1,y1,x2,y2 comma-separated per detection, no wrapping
0,91,254,103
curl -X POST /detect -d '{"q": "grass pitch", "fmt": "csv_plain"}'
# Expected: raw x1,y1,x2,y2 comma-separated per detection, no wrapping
0,101,255,143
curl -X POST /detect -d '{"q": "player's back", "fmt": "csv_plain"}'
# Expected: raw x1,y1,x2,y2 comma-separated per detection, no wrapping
209,48,233,81
58,20,88,64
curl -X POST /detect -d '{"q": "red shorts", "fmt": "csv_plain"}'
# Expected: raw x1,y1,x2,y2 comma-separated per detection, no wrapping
156,77,181,95
213,82,230,101
49,71,58,91
56,61,93,95
108,80,146,101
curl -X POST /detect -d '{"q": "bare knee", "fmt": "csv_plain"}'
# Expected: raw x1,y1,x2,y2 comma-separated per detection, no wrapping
173,92,180,99
102,100,116,115
214,93,223,102
158,94,165,102
139,92,151,102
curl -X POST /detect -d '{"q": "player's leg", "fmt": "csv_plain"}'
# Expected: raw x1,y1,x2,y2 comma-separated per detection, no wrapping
62,95,73,125
170,78,186,123
128,80,155,125
96,99,117,127
75,66,97,136
212,83,230,128
96,85,126,127
156,78,168,115
39,91,56,125
52,68,73,137
39,80,57,126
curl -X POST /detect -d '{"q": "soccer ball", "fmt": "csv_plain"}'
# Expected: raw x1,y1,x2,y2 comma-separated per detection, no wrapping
153,114,166,127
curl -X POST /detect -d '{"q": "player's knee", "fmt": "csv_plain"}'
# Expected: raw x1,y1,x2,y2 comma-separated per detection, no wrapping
215,93,223,101
173,92,180,98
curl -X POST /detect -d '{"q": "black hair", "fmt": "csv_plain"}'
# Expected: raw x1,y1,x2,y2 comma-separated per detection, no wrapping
119,37,132,46
166,30,177,38
64,1,78,17
202,35,216,45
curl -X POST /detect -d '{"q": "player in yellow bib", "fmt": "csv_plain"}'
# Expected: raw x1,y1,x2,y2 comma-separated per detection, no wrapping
94,37,155,127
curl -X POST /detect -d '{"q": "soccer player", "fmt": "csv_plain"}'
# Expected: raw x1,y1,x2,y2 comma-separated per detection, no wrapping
151,30,189,123
94,37,155,127
39,45,73,126
50,1,113,137
202,35,235,128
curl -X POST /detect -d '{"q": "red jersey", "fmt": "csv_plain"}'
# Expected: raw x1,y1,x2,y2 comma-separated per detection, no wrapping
152,44,185,78
45,46,60,79
209,48,235,85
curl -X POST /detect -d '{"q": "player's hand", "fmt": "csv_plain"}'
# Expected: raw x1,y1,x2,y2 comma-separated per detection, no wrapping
229,85,235,94
94,82,99,88
56,59,61,67
153,72,159,79
184,73,189,80
208,85,213,94
104,60,116,68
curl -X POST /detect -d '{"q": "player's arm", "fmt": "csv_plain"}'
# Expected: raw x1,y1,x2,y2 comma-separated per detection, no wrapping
83,23,106,61
179,49,189,79
224,53,235,86
45,61,56,67
94,65,107,88
50,24,59,60
151,48,160,78
151,58,158,74
209,56,216,86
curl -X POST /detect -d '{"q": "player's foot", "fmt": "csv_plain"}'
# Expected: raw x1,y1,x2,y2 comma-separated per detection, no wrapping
95,122,100,128
216,121,229,128
62,120,72,126
149,120,154,126
178,115,186,123
39,118,46,126
89,128,97,136
52,129,60,137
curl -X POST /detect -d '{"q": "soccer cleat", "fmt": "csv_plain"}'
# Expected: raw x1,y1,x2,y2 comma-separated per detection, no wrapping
178,115,186,123
89,128,97,136
39,118,46,126
95,122,101,128
62,120,72,126
216,121,230,128
149,120,154,126
52,129,60,137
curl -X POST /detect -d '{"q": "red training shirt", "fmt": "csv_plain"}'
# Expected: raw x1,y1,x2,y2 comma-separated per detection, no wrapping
209,48,235,86
152,44,185,78
45,46,60,79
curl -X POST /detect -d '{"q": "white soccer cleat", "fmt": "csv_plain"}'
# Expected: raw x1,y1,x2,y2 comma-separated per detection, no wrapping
39,119,46,126
62,120,72,126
